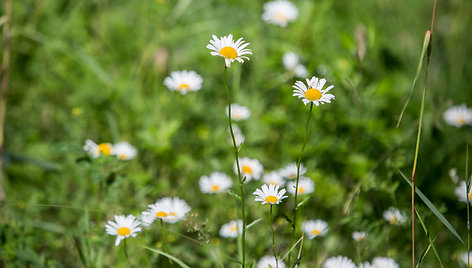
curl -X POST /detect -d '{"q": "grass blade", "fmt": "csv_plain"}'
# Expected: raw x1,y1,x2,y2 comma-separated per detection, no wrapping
398,170,464,244
415,209,443,267
144,246,191,268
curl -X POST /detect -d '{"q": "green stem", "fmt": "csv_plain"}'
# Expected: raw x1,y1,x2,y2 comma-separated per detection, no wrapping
223,66,246,267
466,143,470,267
123,239,129,262
270,204,278,268
160,219,166,252
289,102,313,266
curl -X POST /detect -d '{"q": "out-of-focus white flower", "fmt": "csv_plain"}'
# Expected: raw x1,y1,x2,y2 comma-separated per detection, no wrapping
455,181,472,204
230,125,245,147
371,257,399,268
112,142,137,160
279,162,307,180
262,0,298,27
383,207,407,225
293,76,335,106
84,139,113,158
461,252,472,267
234,157,264,182
105,215,141,246
256,255,286,268
199,172,233,194
443,104,472,127
352,231,367,241
449,168,459,183
302,219,328,239
227,104,251,121
164,70,203,95
323,256,356,268
282,52,308,78
287,177,315,195
207,34,252,68
219,220,243,238
262,171,285,186
253,184,288,205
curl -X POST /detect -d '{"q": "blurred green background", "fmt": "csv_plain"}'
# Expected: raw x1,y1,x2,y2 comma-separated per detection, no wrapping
2,0,472,267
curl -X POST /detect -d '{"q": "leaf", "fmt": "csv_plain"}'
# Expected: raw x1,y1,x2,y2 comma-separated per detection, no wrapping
226,190,241,201
282,213,294,230
281,235,303,261
415,209,443,267
245,218,262,230
144,246,191,268
398,170,464,244
295,197,310,210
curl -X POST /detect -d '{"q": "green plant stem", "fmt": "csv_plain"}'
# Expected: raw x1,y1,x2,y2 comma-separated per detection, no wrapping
466,144,470,266
270,204,278,268
160,219,167,252
289,102,313,267
223,66,246,267
123,239,129,262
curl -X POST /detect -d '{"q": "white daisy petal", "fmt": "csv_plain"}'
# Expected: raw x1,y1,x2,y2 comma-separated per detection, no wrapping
207,34,252,68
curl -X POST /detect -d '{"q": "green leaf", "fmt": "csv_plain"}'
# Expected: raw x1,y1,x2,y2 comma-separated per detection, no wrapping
226,190,241,201
295,197,310,210
245,218,262,230
143,246,191,268
398,170,464,244
415,209,443,267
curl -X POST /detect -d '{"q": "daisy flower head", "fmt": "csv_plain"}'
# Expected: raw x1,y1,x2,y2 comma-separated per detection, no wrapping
142,197,191,225
257,255,286,268
199,172,233,194
287,177,315,195
383,207,407,225
323,256,356,268
105,214,141,246
279,162,307,180
262,0,298,27
227,104,251,121
371,257,399,268
163,70,203,95
229,124,245,147
443,104,472,127
461,252,472,267
207,34,252,68
455,181,472,203
253,184,288,205
112,141,137,160
302,219,328,239
283,52,308,78
234,157,264,182
219,220,243,238
84,139,113,158
262,171,285,186
352,231,367,241
293,76,335,106
358,262,373,268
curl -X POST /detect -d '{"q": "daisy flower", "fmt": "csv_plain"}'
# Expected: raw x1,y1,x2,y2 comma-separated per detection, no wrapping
279,162,307,180
358,262,373,268
262,0,298,27
461,252,472,267
302,219,328,239
112,141,137,160
287,177,315,195
163,70,203,95
323,256,356,268
262,171,285,186
383,207,407,225
293,76,335,106
455,181,472,203
141,197,191,226
207,34,252,68
229,124,245,147
199,172,233,194
283,52,308,78
234,157,264,182
256,255,286,268
219,220,243,238
253,184,288,205
443,104,472,127
371,257,399,268
105,214,141,246
352,231,366,241
83,139,113,158
227,104,251,121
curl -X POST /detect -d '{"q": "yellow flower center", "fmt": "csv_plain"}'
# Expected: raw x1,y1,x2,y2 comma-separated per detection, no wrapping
242,165,253,174
178,83,190,90
98,143,112,155
211,185,220,192
156,211,168,218
458,116,467,125
219,46,238,60
298,187,305,194
230,225,238,232
289,174,296,179
117,227,131,236
468,192,472,199
305,88,322,101
390,216,399,225
169,212,176,216
275,13,287,21
311,229,320,236
269,181,277,185
264,195,278,203
119,154,126,160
